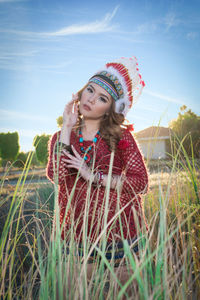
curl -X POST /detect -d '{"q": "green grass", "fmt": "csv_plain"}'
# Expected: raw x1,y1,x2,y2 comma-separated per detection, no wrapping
0,139,200,299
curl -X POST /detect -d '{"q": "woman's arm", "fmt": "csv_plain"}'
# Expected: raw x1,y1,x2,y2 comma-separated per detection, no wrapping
59,93,79,145
46,93,79,184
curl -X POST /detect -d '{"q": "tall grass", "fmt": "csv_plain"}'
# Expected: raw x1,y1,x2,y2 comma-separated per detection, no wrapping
0,136,199,299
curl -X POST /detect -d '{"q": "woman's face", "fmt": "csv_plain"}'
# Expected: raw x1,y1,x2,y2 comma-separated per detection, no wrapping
79,82,113,120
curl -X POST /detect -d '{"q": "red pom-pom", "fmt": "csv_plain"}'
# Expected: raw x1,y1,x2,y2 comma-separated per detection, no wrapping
118,140,130,150
127,124,134,131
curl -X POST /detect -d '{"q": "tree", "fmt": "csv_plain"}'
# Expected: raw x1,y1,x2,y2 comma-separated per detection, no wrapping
56,116,63,128
28,151,40,166
169,106,200,158
14,151,40,168
14,152,27,168
0,132,19,161
33,134,51,165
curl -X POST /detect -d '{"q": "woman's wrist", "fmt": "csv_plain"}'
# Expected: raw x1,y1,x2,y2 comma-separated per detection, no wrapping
92,172,121,189
92,171,104,187
62,121,74,130
83,168,93,182
59,124,72,145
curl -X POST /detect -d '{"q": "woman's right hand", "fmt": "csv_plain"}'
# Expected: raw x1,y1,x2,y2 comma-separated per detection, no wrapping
62,93,79,129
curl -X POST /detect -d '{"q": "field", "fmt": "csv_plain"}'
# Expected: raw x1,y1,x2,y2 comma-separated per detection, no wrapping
0,153,200,299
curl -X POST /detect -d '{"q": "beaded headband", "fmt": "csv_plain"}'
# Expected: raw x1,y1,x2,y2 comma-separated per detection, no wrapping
88,56,145,116
89,74,119,101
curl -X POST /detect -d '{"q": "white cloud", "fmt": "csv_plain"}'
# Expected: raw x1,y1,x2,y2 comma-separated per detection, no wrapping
126,12,179,36
0,109,52,122
0,6,119,37
163,12,180,31
130,12,182,36
144,90,184,105
47,6,119,36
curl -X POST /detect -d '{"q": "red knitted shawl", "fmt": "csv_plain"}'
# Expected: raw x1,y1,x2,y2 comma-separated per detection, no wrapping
46,129,148,242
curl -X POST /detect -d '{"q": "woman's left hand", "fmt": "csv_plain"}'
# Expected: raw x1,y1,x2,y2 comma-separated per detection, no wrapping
61,146,92,181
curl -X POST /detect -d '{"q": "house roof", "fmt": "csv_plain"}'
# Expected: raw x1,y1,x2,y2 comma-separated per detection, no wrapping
135,126,172,139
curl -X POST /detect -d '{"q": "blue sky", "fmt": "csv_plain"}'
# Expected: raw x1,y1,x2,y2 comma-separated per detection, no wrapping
0,0,199,152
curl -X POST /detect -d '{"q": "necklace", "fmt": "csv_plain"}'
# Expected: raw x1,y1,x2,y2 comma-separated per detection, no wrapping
79,129,100,163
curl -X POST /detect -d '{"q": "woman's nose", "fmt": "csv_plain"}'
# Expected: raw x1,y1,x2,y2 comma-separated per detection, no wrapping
88,94,96,104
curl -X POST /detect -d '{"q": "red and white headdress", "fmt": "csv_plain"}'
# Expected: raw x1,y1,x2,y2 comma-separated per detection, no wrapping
89,56,145,116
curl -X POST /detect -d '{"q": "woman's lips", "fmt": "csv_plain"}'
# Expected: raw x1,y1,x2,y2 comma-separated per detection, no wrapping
83,104,91,111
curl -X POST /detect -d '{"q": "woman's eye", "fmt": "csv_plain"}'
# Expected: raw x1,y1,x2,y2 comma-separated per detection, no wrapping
100,97,107,103
87,87,93,93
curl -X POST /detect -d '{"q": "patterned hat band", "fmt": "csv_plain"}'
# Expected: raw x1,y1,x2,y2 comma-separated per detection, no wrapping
89,73,123,102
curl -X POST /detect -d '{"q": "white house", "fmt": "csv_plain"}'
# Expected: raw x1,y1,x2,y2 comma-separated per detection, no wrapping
135,126,172,159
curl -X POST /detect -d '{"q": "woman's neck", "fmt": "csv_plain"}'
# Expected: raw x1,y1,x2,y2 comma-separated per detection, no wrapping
81,119,100,134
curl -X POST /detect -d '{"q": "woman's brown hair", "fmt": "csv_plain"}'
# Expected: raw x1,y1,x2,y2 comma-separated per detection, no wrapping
75,83,129,151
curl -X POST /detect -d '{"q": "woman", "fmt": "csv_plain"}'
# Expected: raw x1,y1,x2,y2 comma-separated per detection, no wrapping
47,57,148,288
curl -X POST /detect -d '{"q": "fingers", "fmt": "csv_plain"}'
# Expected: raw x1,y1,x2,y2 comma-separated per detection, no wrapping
66,93,78,106
74,102,78,114
72,94,79,114
65,101,74,109
61,155,85,171
61,158,80,170
72,92,79,101
62,146,82,159
62,148,82,162
71,145,81,158
61,148,87,169
65,93,79,114
61,149,71,156
61,148,90,181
